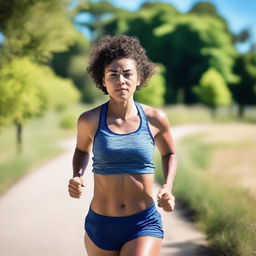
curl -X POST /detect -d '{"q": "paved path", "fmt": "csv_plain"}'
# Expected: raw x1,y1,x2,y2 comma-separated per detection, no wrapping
0,124,214,256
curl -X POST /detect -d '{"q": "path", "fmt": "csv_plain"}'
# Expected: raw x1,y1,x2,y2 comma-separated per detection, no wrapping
0,124,214,256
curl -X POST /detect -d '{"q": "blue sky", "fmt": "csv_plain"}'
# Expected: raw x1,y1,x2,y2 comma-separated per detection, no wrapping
83,0,256,53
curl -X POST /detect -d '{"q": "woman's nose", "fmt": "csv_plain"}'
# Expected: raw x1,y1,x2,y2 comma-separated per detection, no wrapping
116,74,125,85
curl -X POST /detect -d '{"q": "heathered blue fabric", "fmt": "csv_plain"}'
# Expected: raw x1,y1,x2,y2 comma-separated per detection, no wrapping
84,202,164,250
92,101,155,175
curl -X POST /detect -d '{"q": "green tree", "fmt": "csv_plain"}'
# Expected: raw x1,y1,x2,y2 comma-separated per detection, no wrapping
0,58,80,153
74,0,117,41
230,52,256,117
0,58,47,152
0,0,79,152
0,0,75,63
50,31,104,103
135,64,166,106
193,68,232,117
154,14,238,104
37,66,80,112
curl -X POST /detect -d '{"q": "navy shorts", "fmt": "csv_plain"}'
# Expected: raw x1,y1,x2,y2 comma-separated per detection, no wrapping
84,202,164,250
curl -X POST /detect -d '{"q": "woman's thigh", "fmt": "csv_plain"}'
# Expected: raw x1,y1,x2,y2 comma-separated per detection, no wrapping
119,236,162,256
84,232,119,256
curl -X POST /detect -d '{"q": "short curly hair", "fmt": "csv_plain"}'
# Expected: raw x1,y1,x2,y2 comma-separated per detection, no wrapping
86,34,156,94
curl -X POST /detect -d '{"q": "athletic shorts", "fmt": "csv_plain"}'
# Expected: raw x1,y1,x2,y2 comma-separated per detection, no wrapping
84,202,164,250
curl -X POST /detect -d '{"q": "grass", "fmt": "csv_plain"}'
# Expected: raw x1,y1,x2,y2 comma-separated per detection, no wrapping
154,124,256,255
0,103,91,195
163,104,256,125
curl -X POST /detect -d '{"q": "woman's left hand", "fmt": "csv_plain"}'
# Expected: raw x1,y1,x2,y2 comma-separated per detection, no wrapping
157,185,175,212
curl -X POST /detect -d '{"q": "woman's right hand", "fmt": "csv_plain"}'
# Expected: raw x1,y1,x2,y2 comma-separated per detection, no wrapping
68,176,85,199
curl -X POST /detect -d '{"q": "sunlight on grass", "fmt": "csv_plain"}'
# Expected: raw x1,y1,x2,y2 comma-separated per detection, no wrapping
163,104,256,125
154,124,256,255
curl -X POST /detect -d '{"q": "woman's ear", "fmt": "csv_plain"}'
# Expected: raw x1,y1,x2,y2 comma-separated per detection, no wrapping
137,77,141,87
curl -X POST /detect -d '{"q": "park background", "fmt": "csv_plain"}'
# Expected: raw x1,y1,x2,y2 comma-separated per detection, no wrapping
0,0,256,255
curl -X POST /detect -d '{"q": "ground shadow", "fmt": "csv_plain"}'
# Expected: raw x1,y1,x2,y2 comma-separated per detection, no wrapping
163,199,227,256
174,199,199,222
162,241,225,256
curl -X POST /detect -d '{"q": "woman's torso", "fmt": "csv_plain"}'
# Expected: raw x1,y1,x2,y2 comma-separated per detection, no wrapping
84,101,159,216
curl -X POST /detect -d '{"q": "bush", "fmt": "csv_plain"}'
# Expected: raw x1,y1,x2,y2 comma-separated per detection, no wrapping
59,113,77,129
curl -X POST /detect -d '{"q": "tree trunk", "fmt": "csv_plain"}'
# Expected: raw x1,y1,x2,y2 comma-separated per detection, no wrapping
177,88,184,103
211,107,217,119
238,104,245,118
16,122,23,154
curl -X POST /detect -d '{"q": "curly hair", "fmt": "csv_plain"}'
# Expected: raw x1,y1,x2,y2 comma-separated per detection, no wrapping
86,35,156,94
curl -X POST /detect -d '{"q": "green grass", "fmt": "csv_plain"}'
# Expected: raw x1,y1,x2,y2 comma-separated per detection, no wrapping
163,104,256,125
154,132,256,255
0,103,91,195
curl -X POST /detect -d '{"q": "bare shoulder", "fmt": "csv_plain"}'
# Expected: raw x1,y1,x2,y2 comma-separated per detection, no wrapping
78,104,102,123
140,103,170,131
77,104,103,139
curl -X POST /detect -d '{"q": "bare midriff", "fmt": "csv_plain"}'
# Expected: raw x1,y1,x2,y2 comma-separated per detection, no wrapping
90,173,154,216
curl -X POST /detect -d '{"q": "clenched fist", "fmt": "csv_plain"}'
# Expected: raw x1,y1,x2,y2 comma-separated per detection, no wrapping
157,184,175,212
68,176,85,199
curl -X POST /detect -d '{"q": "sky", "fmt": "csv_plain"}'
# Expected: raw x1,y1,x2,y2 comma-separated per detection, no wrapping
81,0,256,53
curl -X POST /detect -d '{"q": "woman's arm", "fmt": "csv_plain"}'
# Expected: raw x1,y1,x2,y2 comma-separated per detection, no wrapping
72,113,93,178
72,148,90,178
154,109,177,191
69,113,93,198
153,109,177,211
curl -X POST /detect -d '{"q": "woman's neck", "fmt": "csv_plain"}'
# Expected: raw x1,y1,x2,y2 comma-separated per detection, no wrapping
107,97,138,119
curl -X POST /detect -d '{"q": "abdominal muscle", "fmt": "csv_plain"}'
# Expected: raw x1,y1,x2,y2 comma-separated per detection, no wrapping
90,173,155,216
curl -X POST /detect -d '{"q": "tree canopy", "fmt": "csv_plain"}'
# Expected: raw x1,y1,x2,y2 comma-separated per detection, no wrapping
0,0,76,63
193,68,232,115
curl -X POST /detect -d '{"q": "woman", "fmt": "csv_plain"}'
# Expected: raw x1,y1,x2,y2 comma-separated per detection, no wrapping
68,35,177,256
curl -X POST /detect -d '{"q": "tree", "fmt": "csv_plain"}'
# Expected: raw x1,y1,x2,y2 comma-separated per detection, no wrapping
135,64,166,106
0,0,76,63
0,58,47,152
0,0,79,152
230,52,256,117
0,58,80,153
50,31,104,103
155,14,238,104
74,0,117,41
193,68,232,117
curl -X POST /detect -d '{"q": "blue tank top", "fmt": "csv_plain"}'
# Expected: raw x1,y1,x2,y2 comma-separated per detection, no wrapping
92,101,155,175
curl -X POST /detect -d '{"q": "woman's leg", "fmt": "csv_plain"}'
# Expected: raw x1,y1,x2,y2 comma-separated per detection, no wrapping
119,236,162,256
84,232,119,256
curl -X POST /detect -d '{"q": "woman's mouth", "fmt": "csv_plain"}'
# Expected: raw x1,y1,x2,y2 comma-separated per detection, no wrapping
115,88,128,92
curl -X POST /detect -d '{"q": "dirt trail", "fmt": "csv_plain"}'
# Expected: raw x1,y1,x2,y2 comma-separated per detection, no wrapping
0,124,214,256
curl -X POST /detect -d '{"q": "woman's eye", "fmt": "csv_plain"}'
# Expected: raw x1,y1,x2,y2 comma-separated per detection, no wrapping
109,73,132,78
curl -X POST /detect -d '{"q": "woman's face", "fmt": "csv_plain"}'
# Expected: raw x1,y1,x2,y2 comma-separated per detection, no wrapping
103,58,140,101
